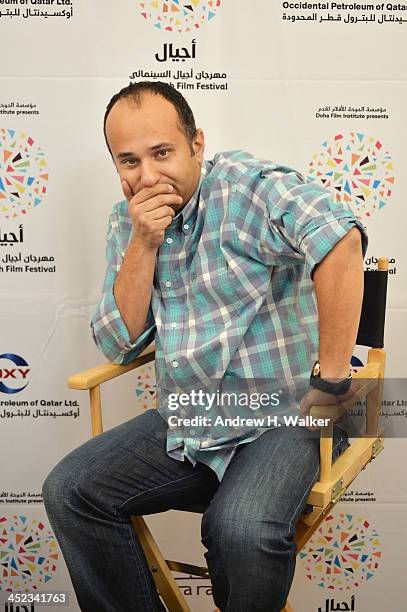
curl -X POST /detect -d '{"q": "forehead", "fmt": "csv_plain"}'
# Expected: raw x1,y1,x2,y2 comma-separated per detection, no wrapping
106,93,184,153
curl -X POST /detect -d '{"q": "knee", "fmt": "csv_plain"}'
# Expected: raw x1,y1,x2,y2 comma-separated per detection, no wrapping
42,456,77,515
202,507,251,553
201,505,295,563
42,436,101,512
201,505,297,611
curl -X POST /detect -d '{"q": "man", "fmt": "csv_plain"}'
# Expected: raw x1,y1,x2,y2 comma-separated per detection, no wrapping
42,81,367,612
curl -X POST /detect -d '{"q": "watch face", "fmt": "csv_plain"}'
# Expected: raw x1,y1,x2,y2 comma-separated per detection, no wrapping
312,361,321,377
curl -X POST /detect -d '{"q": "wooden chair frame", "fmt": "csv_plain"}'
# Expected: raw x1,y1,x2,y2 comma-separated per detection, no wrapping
67,259,387,612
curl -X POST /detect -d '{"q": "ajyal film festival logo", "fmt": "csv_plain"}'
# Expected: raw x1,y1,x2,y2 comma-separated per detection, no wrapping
0,130,48,220
138,0,222,33
300,513,381,590
307,132,395,220
0,515,59,592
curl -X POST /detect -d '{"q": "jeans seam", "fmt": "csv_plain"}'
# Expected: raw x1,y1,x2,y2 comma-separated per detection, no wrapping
125,520,160,611
278,437,346,606
280,544,295,612
115,472,204,514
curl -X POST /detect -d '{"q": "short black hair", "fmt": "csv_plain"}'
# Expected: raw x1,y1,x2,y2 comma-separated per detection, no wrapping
103,81,197,157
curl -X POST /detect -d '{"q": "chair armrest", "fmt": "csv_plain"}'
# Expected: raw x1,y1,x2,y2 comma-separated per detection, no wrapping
67,345,155,390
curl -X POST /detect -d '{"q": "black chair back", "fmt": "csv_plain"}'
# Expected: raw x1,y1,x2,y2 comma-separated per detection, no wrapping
356,267,388,349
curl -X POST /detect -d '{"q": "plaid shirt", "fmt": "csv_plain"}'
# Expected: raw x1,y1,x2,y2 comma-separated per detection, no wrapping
91,150,367,481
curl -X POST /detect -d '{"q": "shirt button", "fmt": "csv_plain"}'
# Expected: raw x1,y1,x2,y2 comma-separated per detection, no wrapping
165,281,172,288
171,322,177,328
172,360,179,368
166,237,173,244
183,224,190,231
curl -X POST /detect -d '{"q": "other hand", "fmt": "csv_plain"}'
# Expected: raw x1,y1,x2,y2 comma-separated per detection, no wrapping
299,380,360,431
122,180,183,251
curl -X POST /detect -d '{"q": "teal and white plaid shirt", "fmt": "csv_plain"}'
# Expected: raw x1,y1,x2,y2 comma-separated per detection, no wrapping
91,150,367,481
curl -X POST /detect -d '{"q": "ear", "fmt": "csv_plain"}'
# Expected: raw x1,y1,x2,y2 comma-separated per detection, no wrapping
192,128,205,163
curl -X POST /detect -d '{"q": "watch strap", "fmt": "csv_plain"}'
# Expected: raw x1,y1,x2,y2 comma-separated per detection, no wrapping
310,361,352,396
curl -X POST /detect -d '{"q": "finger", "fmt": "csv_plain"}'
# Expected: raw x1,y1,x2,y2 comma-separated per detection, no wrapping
299,402,309,418
299,390,312,417
148,205,176,220
121,179,134,202
348,378,360,395
131,194,183,214
139,194,182,212
153,216,175,230
133,183,177,206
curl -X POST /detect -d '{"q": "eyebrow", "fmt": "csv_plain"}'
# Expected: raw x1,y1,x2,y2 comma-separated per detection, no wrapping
115,142,175,160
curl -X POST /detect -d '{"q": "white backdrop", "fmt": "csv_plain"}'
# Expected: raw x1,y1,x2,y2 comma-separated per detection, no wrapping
1,1,406,611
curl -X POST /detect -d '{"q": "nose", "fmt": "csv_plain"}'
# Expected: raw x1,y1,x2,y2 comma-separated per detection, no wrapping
139,159,160,188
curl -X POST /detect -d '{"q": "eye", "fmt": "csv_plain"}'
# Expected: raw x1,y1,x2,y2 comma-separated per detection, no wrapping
154,148,171,159
121,157,138,167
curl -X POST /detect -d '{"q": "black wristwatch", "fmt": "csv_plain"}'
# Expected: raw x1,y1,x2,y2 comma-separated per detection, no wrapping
309,361,352,395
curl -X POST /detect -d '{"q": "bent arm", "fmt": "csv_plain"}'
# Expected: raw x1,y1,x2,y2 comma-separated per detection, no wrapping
114,239,157,342
313,227,364,378
91,206,156,364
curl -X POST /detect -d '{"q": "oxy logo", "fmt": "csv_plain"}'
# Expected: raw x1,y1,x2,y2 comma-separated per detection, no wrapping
0,354,30,394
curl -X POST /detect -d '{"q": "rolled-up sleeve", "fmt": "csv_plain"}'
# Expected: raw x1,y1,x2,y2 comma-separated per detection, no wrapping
257,170,368,273
91,206,156,364
298,210,367,277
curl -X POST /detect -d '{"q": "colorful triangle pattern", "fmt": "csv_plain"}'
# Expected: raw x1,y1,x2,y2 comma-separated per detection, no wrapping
306,132,394,220
0,129,48,220
0,515,59,591
138,0,221,32
134,364,157,410
299,513,381,590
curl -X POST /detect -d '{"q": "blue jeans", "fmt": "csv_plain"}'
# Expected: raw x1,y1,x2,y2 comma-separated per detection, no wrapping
42,409,348,612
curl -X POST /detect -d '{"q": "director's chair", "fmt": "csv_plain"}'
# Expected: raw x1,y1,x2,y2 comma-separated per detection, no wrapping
68,258,388,612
